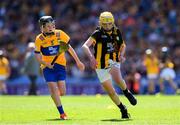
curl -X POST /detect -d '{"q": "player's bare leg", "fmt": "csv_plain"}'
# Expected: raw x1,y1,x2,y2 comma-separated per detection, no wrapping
102,80,121,105
0,81,7,95
48,82,62,106
159,82,164,93
48,82,67,120
102,80,129,118
169,79,178,91
57,80,67,119
110,67,126,90
110,66,137,105
148,79,155,94
57,81,66,96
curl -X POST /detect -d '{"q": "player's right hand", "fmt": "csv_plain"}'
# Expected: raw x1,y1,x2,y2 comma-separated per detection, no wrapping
118,55,126,63
90,56,98,69
45,63,54,69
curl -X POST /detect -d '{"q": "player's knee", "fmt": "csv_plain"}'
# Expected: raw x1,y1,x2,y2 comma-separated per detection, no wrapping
49,87,58,95
121,79,125,83
107,90,116,97
117,79,125,85
59,91,66,96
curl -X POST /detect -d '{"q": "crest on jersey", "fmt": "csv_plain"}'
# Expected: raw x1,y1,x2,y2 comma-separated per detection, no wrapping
49,46,58,55
102,35,107,38
107,42,114,53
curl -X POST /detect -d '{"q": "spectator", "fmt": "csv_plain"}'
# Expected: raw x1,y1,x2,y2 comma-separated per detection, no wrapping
0,50,10,94
143,49,160,94
0,0,179,95
21,42,40,95
159,58,179,94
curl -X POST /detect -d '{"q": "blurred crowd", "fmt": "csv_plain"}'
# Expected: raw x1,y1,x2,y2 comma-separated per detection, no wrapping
0,0,180,94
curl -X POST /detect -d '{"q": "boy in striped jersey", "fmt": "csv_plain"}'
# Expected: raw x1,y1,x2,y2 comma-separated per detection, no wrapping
82,12,137,119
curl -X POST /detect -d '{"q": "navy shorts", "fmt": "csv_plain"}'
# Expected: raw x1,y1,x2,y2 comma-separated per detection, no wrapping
43,64,66,82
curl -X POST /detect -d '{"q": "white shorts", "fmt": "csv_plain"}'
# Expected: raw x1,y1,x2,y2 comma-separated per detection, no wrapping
147,74,158,79
0,75,8,81
95,59,120,83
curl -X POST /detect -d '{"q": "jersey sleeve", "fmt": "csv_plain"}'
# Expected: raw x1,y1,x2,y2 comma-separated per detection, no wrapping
90,30,99,44
60,30,70,43
117,29,125,46
34,36,41,54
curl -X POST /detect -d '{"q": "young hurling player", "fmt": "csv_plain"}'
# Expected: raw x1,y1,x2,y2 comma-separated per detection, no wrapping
34,16,85,120
82,11,137,119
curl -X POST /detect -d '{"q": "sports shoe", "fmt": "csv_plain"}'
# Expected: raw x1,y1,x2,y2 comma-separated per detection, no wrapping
121,108,130,119
124,90,137,105
60,113,68,120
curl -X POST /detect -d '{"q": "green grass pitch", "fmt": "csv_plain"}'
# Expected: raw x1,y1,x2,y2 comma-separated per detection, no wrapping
0,95,180,125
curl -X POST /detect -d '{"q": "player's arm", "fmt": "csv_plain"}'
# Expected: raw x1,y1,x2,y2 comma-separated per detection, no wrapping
68,44,85,71
82,37,94,59
5,58,11,78
82,37,97,69
34,53,45,65
119,42,126,57
34,37,53,68
118,41,126,63
117,29,126,63
7,64,11,78
34,53,53,68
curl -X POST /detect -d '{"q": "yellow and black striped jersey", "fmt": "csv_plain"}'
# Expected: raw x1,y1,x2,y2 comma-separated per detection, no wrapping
91,27,125,69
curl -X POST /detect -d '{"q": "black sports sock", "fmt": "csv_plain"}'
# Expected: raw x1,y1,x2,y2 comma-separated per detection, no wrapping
57,105,64,114
117,103,126,111
123,88,128,95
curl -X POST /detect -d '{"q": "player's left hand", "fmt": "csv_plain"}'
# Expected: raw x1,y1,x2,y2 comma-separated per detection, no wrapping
77,61,85,71
118,55,126,63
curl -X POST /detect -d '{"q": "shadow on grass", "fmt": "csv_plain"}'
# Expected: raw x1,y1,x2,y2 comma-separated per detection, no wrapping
46,118,72,121
101,118,133,122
